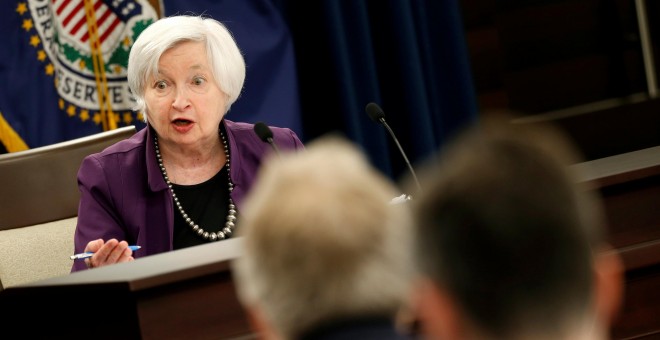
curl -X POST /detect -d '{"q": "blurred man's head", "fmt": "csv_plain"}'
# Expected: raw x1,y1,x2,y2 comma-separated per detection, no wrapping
406,114,624,340
233,135,415,339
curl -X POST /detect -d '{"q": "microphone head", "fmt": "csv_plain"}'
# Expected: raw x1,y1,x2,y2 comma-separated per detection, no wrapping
254,122,274,143
365,102,386,123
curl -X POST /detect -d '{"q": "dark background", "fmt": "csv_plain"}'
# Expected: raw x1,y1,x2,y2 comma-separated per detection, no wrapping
460,0,660,160
270,0,660,183
6,0,660,186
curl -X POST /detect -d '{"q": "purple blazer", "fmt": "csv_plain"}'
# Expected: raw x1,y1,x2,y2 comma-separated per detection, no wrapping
71,120,304,272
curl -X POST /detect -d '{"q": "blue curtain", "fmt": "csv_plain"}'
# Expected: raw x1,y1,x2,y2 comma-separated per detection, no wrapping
274,0,478,181
1,0,477,185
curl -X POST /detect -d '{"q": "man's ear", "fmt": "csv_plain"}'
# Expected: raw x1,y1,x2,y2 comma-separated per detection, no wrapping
413,277,465,340
245,304,280,340
594,245,625,326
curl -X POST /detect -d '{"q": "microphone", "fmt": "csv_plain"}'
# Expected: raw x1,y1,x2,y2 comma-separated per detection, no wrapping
254,121,282,157
365,102,421,192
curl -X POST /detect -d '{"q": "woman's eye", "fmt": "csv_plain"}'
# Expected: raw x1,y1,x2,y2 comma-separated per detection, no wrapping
155,81,167,90
193,76,205,86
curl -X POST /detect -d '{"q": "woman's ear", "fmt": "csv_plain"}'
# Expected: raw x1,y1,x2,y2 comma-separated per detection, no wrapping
594,245,625,326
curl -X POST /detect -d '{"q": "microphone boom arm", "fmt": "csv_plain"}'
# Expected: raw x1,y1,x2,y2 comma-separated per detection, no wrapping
266,137,282,157
254,121,282,158
380,119,422,192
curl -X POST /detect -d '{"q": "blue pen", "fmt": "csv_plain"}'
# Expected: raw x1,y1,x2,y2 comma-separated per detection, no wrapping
70,245,141,260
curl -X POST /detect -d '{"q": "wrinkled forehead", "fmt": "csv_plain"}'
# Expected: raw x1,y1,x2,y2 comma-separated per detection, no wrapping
146,40,209,78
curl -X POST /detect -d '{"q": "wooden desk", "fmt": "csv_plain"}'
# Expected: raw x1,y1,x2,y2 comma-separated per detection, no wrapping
571,146,660,339
0,238,253,339
2,146,660,339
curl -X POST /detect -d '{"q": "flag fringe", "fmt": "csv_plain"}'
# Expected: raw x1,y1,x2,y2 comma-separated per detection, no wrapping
0,112,29,152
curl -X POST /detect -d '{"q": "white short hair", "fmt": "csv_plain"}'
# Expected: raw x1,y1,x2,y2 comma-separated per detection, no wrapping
127,15,246,120
232,135,415,339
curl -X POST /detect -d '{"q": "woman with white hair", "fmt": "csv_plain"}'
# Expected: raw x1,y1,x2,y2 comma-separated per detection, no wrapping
71,15,303,271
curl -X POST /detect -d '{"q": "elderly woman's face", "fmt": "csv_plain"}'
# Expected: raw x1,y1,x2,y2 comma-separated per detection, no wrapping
144,40,227,148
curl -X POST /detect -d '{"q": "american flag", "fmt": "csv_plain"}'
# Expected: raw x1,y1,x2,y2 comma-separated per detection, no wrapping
52,0,142,45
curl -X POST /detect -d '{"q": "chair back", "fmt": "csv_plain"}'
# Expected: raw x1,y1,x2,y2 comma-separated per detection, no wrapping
0,126,137,290
0,126,137,230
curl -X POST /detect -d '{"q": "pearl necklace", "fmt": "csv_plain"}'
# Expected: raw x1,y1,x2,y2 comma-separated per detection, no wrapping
154,130,236,241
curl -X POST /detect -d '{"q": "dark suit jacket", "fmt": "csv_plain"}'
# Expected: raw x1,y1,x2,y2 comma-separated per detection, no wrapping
299,317,416,340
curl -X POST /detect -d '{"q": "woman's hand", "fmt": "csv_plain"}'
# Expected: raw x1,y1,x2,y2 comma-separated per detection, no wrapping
84,238,135,269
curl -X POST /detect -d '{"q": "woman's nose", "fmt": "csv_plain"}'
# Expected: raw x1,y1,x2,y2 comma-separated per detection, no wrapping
171,87,191,110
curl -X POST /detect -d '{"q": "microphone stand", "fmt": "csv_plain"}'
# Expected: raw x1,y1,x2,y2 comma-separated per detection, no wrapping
379,118,422,192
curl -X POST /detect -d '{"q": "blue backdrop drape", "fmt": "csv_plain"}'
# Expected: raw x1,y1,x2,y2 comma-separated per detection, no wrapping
274,0,478,182
1,0,477,185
